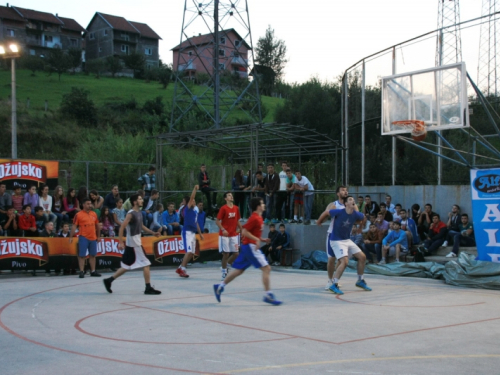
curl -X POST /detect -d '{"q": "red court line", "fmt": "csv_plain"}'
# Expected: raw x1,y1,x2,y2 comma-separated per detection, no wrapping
336,295,486,308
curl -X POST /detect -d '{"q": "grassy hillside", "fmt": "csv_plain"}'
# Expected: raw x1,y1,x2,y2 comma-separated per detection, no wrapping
0,69,280,123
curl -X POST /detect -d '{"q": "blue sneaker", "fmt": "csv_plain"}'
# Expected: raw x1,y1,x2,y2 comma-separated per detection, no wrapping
355,279,372,291
213,284,224,302
328,283,344,295
263,293,282,305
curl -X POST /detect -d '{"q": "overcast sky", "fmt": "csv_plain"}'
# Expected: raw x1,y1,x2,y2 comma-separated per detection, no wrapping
10,0,483,83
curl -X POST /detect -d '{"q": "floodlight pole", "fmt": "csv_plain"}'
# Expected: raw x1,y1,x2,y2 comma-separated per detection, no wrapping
214,0,220,129
11,57,17,159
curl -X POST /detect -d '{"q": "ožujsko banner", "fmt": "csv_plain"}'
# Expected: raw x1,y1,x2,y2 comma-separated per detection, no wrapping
0,233,220,270
470,168,500,262
0,159,59,190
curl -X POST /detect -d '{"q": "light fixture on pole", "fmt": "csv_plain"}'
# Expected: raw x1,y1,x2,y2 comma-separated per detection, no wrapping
0,43,20,159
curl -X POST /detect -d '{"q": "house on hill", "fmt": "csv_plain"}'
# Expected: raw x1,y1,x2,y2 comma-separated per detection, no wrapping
85,12,161,70
171,28,250,79
0,4,85,57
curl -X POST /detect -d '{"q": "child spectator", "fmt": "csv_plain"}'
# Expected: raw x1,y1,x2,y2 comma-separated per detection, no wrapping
23,185,39,210
63,188,80,219
0,205,19,236
150,203,166,234
197,201,206,233
99,206,115,237
162,202,182,235
260,223,278,261
40,221,55,237
112,198,126,234
11,186,23,214
52,185,69,231
58,222,70,238
18,205,37,236
77,186,88,210
380,221,408,264
89,189,104,217
363,223,384,263
34,206,48,234
393,204,402,222
39,184,57,228
269,223,290,266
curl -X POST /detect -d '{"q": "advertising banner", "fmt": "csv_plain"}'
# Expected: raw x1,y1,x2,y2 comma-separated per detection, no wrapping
470,168,500,262
0,159,59,189
0,233,220,270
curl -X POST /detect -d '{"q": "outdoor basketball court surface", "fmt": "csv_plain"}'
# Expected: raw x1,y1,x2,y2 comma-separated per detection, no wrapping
1,263,499,375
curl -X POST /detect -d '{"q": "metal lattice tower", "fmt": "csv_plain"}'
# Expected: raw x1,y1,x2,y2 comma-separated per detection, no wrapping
435,0,462,67
170,0,262,132
477,0,500,97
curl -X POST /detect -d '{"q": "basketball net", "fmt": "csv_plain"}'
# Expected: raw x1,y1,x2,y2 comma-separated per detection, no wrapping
391,120,427,142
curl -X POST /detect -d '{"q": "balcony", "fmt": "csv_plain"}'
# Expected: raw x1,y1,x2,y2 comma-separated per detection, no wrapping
231,56,248,66
178,61,196,71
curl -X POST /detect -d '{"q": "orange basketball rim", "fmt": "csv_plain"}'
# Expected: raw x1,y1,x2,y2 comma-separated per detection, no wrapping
392,120,427,142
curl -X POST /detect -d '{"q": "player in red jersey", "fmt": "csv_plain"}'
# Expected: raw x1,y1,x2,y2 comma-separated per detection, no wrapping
216,192,243,280
213,197,282,305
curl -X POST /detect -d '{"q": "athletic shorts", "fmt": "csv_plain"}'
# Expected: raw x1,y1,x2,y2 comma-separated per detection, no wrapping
232,243,268,270
329,239,361,260
78,236,97,257
121,246,151,270
389,245,407,256
326,235,335,258
219,235,240,253
294,193,303,205
182,231,197,253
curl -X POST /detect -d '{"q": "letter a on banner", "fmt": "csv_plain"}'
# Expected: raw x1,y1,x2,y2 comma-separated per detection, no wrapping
470,168,500,262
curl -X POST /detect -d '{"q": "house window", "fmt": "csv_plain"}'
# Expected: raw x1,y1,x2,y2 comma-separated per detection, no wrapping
70,38,78,47
104,29,108,36
89,32,95,40
220,36,226,44
219,63,225,70
121,44,129,54
231,51,240,57
30,49,36,56
45,35,53,42
235,40,241,47
7,29,14,36
145,48,152,55
121,33,129,41
219,49,225,57
188,51,193,57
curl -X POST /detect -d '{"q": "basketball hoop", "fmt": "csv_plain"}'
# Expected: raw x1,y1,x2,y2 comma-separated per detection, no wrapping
391,120,427,142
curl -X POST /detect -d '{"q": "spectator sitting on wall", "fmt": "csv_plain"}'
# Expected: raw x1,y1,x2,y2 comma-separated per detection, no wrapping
63,188,81,220
379,203,393,222
100,206,115,237
269,223,290,266
350,224,364,248
418,203,437,239
162,202,182,235
260,223,278,262
364,195,380,216
379,220,408,264
393,204,403,222
363,223,384,263
89,189,104,217
39,184,57,229
123,190,145,211
0,205,20,236
385,195,396,214
374,212,389,236
445,213,475,258
0,182,12,223
104,185,120,210
150,203,165,235
40,221,56,238
18,204,37,236
58,222,70,238
421,214,448,254
138,166,156,197
112,198,126,235
11,186,23,215
445,204,461,237
23,185,39,211
142,189,159,227
399,208,420,247
411,203,421,222
52,185,69,232
34,206,48,234
357,195,365,213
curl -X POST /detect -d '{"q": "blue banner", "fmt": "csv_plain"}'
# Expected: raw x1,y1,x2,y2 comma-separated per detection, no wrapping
470,168,500,262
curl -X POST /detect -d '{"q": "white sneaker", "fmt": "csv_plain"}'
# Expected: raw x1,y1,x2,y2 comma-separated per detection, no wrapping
442,241,448,247
325,279,333,290
379,259,386,265
445,252,456,258
394,259,400,263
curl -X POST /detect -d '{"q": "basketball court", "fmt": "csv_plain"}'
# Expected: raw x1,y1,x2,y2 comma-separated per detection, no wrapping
1,264,500,374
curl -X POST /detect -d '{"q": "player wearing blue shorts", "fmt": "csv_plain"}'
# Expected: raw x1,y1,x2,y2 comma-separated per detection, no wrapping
176,185,204,278
213,197,282,305
318,196,371,295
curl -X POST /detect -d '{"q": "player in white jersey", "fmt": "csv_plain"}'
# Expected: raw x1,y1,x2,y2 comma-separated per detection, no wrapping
317,185,359,290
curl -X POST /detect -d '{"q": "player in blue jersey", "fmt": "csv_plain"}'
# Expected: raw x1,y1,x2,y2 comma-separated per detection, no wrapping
317,196,371,295
176,185,204,278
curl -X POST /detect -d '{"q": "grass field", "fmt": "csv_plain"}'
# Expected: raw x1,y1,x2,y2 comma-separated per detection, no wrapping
0,69,280,123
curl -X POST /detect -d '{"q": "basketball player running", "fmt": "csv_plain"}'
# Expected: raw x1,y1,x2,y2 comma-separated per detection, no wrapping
103,194,161,294
319,196,371,294
216,192,243,280
176,185,204,278
213,197,282,305
316,186,359,290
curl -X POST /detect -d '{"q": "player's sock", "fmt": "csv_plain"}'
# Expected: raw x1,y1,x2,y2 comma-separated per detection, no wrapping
381,257,386,261
294,215,298,220
219,282,226,287
333,278,339,284
358,275,364,281
265,290,273,296
145,283,151,289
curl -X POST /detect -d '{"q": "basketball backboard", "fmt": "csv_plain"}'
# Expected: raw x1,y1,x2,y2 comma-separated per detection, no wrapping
381,62,469,136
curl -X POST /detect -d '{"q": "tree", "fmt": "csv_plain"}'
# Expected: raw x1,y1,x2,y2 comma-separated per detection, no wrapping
157,63,172,89
105,56,122,77
20,55,44,76
86,58,106,79
255,25,288,94
59,87,97,126
46,48,72,81
122,52,146,78
67,48,82,74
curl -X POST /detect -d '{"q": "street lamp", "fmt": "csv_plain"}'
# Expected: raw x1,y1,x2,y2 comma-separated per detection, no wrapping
0,43,20,159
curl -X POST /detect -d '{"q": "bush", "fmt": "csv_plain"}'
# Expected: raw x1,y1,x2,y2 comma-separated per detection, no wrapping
60,87,97,126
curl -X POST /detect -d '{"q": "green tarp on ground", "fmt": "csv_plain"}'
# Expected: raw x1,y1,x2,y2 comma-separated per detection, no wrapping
296,251,500,290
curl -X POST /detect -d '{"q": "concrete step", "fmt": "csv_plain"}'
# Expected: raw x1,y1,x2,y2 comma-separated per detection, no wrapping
405,247,477,264
433,246,477,257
